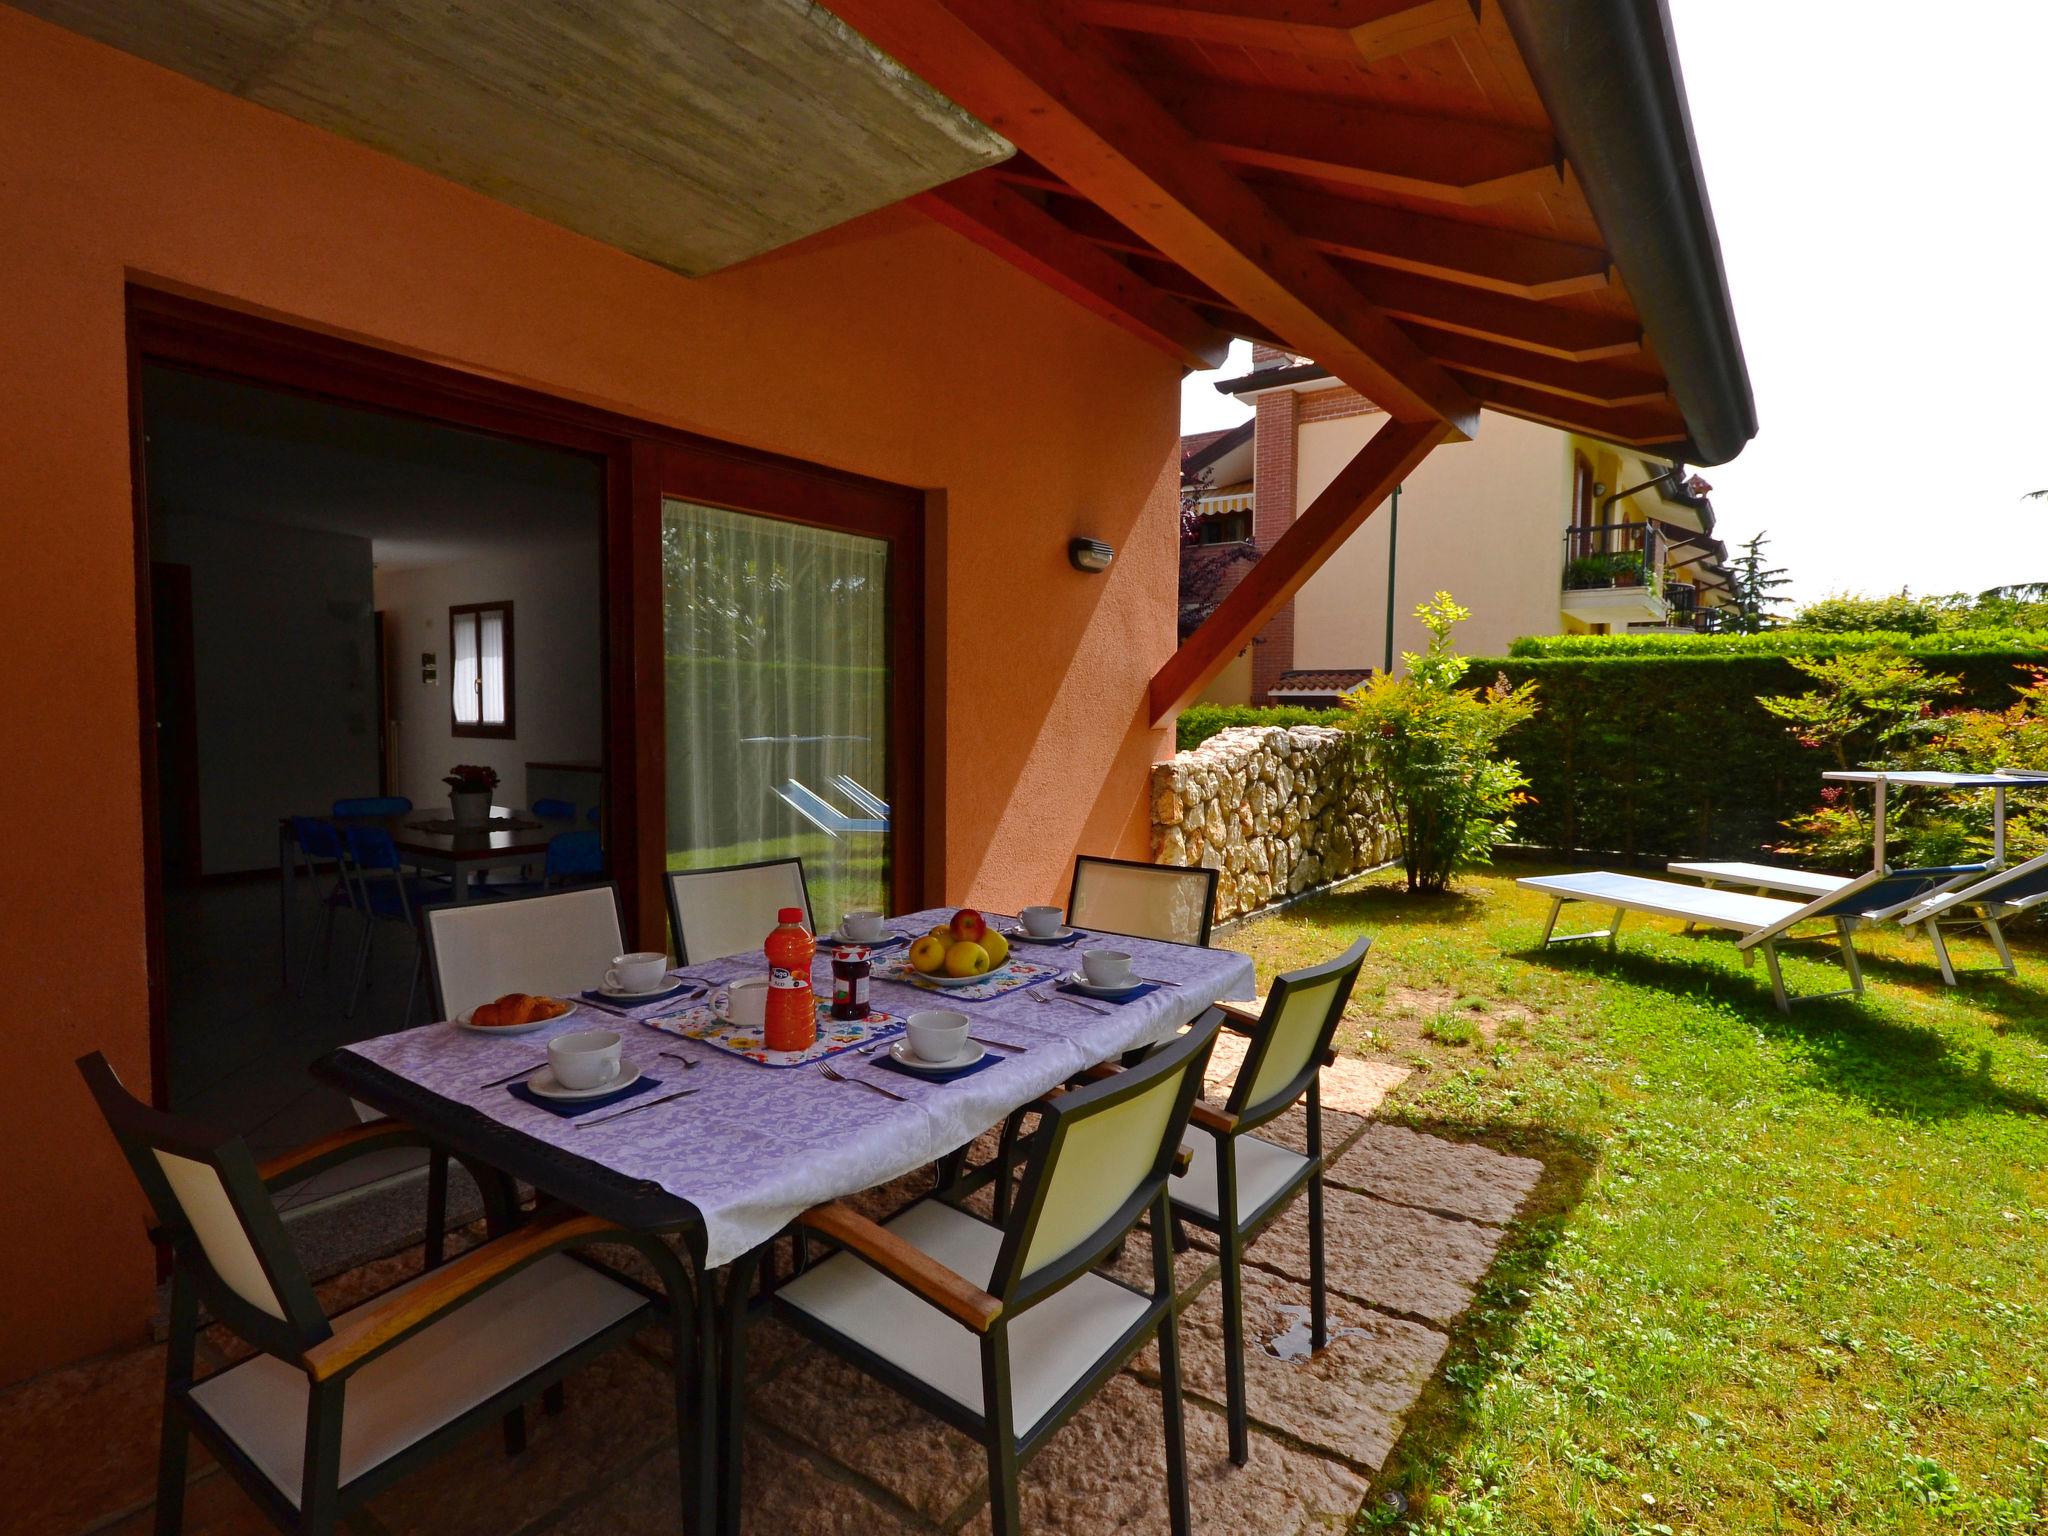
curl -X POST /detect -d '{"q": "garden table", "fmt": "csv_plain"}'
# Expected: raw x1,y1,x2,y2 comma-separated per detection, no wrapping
317,909,1254,1535
1822,770,2048,870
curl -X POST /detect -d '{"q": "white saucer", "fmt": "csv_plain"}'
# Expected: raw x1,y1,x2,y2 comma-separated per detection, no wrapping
524,1064,644,1101
1062,971,1145,999
915,964,1012,989
455,1007,556,1036
1006,925,1076,944
823,929,903,948
887,1040,987,1074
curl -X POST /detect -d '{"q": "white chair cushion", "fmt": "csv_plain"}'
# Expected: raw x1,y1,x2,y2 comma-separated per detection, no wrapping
777,1200,1150,1436
189,1255,645,1506
1170,1126,1311,1226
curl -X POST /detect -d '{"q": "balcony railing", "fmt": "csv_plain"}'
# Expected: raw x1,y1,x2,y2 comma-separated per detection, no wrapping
1562,521,1663,592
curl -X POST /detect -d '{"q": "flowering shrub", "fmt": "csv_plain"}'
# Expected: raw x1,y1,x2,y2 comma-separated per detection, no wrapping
1341,594,1538,894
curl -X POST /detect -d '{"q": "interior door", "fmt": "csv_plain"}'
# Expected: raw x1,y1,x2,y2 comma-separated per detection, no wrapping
150,562,202,883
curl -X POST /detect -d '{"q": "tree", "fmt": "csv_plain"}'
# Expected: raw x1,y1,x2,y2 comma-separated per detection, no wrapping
1179,465,1213,545
1724,531,1792,633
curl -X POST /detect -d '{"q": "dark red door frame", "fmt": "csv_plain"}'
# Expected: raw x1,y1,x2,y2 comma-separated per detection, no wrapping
125,286,930,1107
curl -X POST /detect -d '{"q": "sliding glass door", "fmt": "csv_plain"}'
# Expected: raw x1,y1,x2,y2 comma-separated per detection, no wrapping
660,497,900,923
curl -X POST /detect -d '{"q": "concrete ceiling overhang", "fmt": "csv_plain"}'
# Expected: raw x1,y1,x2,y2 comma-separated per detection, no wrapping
17,0,1014,275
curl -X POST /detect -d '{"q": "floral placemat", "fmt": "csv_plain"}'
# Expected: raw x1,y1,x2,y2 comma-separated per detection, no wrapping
869,956,1061,1001
642,999,905,1067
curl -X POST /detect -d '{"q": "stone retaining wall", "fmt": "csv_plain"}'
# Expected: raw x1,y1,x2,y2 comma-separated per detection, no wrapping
1149,724,1397,923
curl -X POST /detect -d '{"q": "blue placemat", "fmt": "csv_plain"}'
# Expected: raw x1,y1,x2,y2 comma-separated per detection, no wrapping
1003,927,1086,948
872,1049,1008,1085
1054,979,1160,1006
579,979,700,1009
817,931,910,952
509,1073,664,1118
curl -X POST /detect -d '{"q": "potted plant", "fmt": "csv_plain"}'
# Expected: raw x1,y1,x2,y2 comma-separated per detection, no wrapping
1608,551,1646,588
443,764,500,827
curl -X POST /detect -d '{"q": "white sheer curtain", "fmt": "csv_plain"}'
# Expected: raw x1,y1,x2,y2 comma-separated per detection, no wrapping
478,608,506,726
662,499,891,921
451,611,479,725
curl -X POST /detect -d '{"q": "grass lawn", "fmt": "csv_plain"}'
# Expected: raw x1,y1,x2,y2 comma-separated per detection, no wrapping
1227,864,2048,1535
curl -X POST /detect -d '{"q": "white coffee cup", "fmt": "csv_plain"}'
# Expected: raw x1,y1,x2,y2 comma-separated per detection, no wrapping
713,978,770,1030
841,909,886,943
606,951,669,993
1081,949,1135,989
1021,905,1064,938
905,1009,970,1064
547,1028,623,1091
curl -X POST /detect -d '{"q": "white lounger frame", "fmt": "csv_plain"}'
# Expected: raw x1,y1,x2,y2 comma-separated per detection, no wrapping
1900,848,2048,984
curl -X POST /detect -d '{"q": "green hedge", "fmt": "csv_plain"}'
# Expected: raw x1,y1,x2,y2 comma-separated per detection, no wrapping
1466,647,2045,861
1174,643,2048,861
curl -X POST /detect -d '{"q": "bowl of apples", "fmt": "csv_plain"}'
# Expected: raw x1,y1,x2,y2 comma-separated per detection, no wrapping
907,909,1011,986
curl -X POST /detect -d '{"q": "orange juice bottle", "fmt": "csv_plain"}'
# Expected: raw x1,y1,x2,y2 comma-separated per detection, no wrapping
763,907,817,1052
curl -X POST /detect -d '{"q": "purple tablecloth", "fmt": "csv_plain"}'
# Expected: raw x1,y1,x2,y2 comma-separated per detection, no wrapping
340,909,1254,1267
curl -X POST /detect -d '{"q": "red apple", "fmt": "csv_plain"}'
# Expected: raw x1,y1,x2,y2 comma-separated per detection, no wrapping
950,908,987,944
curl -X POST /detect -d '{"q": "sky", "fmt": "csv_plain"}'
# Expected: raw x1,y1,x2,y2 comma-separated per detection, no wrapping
1180,1,2048,604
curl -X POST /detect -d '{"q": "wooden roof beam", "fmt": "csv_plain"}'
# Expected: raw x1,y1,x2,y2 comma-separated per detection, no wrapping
1147,78,1561,205
1407,329,1669,408
823,0,1479,432
1150,416,1451,723
1072,0,1480,64
1460,376,1688,449
914,180,1232,369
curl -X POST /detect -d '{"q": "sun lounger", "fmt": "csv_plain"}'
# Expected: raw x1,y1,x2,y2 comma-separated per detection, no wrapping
1666,860,1851,899
1519,865,1988,1013
1900,848,2048,984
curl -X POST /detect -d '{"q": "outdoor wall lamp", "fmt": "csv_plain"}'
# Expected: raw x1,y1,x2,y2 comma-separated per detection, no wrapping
1069,537,1114,573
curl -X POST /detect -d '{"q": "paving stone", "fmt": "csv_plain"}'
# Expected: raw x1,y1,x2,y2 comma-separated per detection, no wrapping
1204,1036,1408,1120
1197,1186,1506,1326
548,1432,917,1536
98,1467,275,1536
955,1374,1368,1536
365,1344,679,1535
1131,1262,1447,1472
750,1339,989,1523
1326,1123,1542,1225
0,1340,213,1534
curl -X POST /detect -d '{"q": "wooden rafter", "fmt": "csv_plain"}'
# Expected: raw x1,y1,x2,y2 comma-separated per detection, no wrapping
914,180,1231,369
824,0,1479,431
1406,330,1669,408
1146,77,1560,205
1072,0,1480,63
1148,416,1451,723
1462,377,1687,449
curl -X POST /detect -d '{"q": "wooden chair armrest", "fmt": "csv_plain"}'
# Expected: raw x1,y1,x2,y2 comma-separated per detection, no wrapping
1188,1101,1238,1137
1173,1142,1194,1177
797,1202,1003,1333
1216,1000,1261,1035
259,1119,427,1189
302,1207,623,1381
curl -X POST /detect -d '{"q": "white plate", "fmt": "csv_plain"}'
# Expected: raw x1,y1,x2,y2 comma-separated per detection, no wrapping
912,963,1012,989
887,1040,987,1074
455,1004,572,1036
822,929,906,948
524,1064,644,1101
1061,971,1146,999
1005,925,1077,944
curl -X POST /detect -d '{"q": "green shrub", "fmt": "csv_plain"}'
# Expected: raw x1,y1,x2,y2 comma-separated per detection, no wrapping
1505,629,2048,659
1342,594,1539,894
1175,702,1343,752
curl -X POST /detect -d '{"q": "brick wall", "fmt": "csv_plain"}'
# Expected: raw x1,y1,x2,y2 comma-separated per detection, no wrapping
1299,385,1380,425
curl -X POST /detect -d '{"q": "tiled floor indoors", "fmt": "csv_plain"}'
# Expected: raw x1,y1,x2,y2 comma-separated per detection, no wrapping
5,1048,1545,1536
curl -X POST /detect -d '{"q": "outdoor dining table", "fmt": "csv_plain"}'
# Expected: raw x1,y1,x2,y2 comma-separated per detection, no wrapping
316,909,1256,1534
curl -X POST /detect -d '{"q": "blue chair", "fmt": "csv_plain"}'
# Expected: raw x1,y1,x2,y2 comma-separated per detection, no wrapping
339,825,466,1024
490,830,606,896
286,817,355,995
333,796,412,817
532,798,577,821
587,806,602,826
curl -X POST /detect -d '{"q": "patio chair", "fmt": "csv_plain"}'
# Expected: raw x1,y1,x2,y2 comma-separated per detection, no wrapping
1068,855,1219,947
338,825,466,1025
75,1053,693,1536
1519,864,1990,1012
424,885,627,1020
531,797,577,820
775,1013,1223,1536
488,829,608,896
1900,847,2048,983
331,796,412,817
666,857,812,964
286,817,355,996
1169,935,1370,1466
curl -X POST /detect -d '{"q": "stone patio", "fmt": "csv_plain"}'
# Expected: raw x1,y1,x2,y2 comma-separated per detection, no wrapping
5,1054,1546,1535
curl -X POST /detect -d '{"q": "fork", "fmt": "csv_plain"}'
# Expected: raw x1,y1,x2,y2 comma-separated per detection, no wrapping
1031,986,1109,1017
816,1060,908,1102
658,1050,700,1070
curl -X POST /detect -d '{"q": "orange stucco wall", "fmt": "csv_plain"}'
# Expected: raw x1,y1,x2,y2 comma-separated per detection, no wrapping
0,7,1181,1386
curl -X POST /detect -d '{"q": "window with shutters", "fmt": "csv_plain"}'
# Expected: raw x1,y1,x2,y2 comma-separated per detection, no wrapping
449,601,514,738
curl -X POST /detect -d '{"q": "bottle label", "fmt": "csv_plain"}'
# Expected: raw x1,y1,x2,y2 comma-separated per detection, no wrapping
769,965,801,989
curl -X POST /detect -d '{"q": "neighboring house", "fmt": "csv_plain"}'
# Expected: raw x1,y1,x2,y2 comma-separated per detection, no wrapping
1184,351,1736,703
